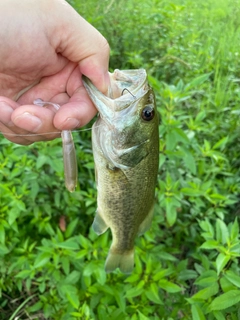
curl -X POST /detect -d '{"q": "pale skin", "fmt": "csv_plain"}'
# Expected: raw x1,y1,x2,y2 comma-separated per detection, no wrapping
0,0,110,145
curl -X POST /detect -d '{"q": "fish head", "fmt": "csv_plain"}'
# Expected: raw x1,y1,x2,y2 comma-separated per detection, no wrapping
83,69,159,169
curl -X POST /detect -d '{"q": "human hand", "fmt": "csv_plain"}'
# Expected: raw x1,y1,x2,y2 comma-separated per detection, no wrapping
0,0,110,144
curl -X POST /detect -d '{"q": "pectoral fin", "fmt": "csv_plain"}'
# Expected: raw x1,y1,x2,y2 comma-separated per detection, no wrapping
92,211,109,235
112,142,149,168
138,205,154,235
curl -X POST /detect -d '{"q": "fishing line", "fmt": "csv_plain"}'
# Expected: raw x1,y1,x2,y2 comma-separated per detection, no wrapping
0,125,105,138
0,97,104,138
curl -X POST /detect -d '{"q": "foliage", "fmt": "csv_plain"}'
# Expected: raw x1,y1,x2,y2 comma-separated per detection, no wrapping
1,0,240,319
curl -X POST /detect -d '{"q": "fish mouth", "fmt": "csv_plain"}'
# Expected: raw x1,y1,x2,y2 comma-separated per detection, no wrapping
107,69,148,101
82,69,149,121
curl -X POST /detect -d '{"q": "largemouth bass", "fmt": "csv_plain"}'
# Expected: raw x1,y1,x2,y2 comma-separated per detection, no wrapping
83,69,159,273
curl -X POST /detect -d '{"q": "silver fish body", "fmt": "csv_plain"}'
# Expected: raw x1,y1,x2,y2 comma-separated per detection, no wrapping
83,69,159,273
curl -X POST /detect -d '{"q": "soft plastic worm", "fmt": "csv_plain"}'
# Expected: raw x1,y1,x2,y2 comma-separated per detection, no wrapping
33,98,78,192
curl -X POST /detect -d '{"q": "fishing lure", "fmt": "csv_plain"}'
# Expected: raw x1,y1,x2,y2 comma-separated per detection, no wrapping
33,98,78,192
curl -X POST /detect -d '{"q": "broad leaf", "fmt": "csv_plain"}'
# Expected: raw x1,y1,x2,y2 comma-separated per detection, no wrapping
209,290,240,311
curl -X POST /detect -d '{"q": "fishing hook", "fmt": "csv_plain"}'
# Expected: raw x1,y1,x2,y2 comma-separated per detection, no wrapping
121,88,136,98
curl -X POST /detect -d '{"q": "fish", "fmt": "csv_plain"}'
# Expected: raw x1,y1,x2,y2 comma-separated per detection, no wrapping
83,69,159,273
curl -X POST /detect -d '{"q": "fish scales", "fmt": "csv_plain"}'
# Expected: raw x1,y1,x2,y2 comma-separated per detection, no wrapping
83,69,159,274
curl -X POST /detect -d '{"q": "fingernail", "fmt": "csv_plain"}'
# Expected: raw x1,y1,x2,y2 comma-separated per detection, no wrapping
60,118,80,129
13,112,42,132
0,101,14,126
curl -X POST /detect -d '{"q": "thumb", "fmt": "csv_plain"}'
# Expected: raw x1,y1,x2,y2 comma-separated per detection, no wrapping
52,0,110,93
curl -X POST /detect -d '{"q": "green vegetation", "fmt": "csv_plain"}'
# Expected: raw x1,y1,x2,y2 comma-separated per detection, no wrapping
1,0,240,318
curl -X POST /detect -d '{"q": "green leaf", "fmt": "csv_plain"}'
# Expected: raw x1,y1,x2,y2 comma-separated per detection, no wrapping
181,188,203,196
158,280,182,293
166,197,177,226
178,270,198,281
27,301,43,313
158,252,178,261
192,283,219,300
216,253,230,275
159,154,166,168
56,239,79,250
145,283,163,305
15,200,26,211
65,271,81,285
185,73,212,90
114,289,126,311
183,149,196,174
200,240,219,250
78,234,91,249
195,110,206,122
220,277,236,293
36,155,48,169
34,252,51,268
199,219,215,236
30,180,39,200
8,208,20,225
137,311,149,320
173,127,189,143
213,311,225,320
213,136,228,150
54,191,61,208
95,267,106,286
124,274,139,283
16,270,32,279
230,218,239,241
166,130,178,151
60,284,80,309
153,268,174,281
65,218,79,238
194,270,218,287
61,256,70,275
225,271,240,288
209,290,240,311
216,219,229,244
125,287,143,298
39,281,46,293
191,304,206,320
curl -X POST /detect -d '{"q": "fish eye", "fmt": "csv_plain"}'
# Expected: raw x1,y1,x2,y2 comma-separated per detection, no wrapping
141,106,155,121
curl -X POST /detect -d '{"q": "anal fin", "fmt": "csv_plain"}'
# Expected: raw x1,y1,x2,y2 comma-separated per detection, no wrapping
92,211,109,235
138,205,154,236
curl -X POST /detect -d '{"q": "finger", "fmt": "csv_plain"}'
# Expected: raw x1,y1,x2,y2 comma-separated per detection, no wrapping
0,97,19,125
11,105,61,142
0,97,61,143
53,85,97,130
0,98,31,144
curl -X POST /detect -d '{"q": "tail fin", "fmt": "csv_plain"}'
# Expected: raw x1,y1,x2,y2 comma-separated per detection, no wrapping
105,250,134,274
